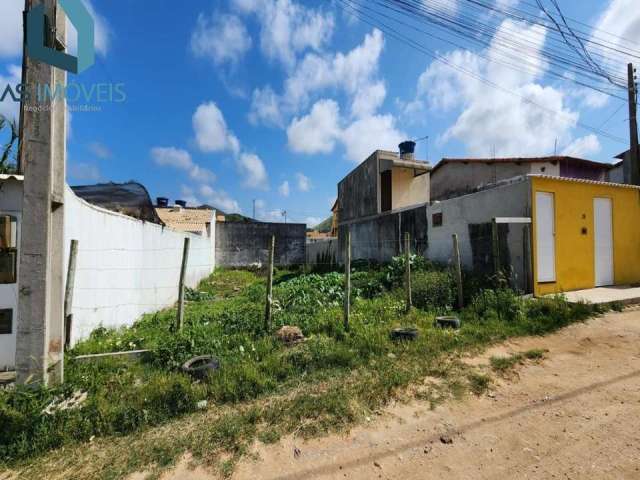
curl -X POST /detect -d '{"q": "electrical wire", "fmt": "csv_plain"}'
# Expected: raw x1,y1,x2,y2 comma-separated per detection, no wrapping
336,0,628,144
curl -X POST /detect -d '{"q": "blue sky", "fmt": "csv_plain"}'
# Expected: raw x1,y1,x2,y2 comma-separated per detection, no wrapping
0,0,638,225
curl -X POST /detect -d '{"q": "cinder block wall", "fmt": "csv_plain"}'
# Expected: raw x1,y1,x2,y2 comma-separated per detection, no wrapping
216,222,306,267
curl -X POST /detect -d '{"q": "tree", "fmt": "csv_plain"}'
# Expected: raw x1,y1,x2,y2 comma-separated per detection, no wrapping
0,114,19,174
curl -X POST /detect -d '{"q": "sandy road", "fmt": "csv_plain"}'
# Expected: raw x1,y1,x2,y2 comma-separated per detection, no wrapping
228,308,640,480
148,308,640,480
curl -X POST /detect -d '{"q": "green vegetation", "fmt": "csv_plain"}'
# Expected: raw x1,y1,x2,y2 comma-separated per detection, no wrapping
0,259,611,478
312,216,333,233
490,349,548,375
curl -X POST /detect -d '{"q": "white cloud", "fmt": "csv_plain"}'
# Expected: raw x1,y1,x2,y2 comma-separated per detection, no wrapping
351,81,386,118
412,19,587,157
287,98,406,162
88,141,111,159
287,99,340,154
592,0,640,66
561,134,602,158
66,0,111,57
191,13,252,66
0,0,22,58
249,86,284,127
251,28,385,125
237,152,269,189
151,147,216,183
278,180,290,197
341,113,406,163
234,0,335,68
295,172,311,191
305,216,322,227
181,184,242,213
0,65,22,121
68,162,101,182
192,102,240,154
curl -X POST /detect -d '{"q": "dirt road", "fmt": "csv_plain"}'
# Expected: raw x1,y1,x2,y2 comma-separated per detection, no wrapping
153,308,640,480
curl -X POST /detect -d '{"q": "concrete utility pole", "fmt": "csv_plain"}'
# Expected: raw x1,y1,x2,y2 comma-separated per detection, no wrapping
16,0,67,385
628,63,640,186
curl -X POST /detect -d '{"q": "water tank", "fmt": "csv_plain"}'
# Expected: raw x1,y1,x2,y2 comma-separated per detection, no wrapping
175,200,187,208
156,197,169,207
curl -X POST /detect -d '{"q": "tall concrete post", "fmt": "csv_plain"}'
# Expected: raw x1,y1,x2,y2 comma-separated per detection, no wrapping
16,0,67,385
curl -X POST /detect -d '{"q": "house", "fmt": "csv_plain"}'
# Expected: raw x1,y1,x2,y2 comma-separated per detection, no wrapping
335,143,640,295
155,199,214,236
335,141,432,263
337,141,431,224
430,156,617,201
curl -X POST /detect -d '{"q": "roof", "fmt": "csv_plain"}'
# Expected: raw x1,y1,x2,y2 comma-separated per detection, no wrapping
71,182,163,224
431,156,615,174
528,174,640,189
155,207,214,233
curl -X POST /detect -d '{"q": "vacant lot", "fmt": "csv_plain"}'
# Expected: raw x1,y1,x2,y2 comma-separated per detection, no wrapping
0,264,622,479
227,307,640,480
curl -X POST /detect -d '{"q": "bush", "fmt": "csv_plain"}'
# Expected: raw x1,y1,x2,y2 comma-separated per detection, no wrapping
411,270,454,311
470,289,525,322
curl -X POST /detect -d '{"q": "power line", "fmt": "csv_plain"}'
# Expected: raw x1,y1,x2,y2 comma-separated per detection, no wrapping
336,0,628,144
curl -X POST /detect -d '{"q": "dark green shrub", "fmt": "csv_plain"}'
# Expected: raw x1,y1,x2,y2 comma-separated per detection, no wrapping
470,289,525,321
411,270,454,311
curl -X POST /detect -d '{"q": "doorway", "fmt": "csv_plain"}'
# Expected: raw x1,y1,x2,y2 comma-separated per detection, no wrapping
594,197,614,287
535,192,556,283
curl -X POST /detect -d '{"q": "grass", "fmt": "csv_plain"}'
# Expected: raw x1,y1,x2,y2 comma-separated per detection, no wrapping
0,262,611,479
489,349,548,375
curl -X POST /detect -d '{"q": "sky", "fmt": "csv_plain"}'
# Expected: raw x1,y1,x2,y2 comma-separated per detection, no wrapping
0,0,639,226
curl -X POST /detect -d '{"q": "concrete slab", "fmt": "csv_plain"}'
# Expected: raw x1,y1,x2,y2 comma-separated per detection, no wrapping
561,286,640,305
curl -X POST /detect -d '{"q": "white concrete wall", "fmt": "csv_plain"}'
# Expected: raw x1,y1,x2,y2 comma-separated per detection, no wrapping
64,186,215,344
0,178,23,370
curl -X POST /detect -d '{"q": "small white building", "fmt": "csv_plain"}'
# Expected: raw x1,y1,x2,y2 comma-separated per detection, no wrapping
0,175,23,370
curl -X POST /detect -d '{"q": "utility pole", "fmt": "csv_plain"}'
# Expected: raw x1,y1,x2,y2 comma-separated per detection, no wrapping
282,210,287,224
252,199,256,220
628,63,639,186
16,0,67,385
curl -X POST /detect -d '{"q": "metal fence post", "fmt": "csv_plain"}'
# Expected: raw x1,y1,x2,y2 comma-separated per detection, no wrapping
404,231,412,311
452,234,464,309
343,228,351,331
264,235,275,332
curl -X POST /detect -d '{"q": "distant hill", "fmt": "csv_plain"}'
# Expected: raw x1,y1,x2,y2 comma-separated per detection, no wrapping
197,204,256,223
314,216,333,233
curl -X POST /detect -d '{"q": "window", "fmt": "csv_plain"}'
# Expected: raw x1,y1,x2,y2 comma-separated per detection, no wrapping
0,215,17,284
432,212,443,227
0,309,12,335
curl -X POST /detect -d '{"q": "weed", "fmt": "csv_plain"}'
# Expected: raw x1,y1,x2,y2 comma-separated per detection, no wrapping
0,264,609,478
467,372,492,395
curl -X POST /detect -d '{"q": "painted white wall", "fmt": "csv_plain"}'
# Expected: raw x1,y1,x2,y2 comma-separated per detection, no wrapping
64,186,216,344
0,177,23,370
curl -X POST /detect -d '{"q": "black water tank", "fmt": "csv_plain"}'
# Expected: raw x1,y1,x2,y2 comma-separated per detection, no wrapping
175,199,187,208
157,197,169,207
399,141,416,155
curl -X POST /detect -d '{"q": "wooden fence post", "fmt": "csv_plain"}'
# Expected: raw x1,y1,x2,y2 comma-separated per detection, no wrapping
264,235,275,332
452,234,464,309
492,218,500,283
343,228,351,331
176,237,190,331
63,240,79,351
404,231,412,311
